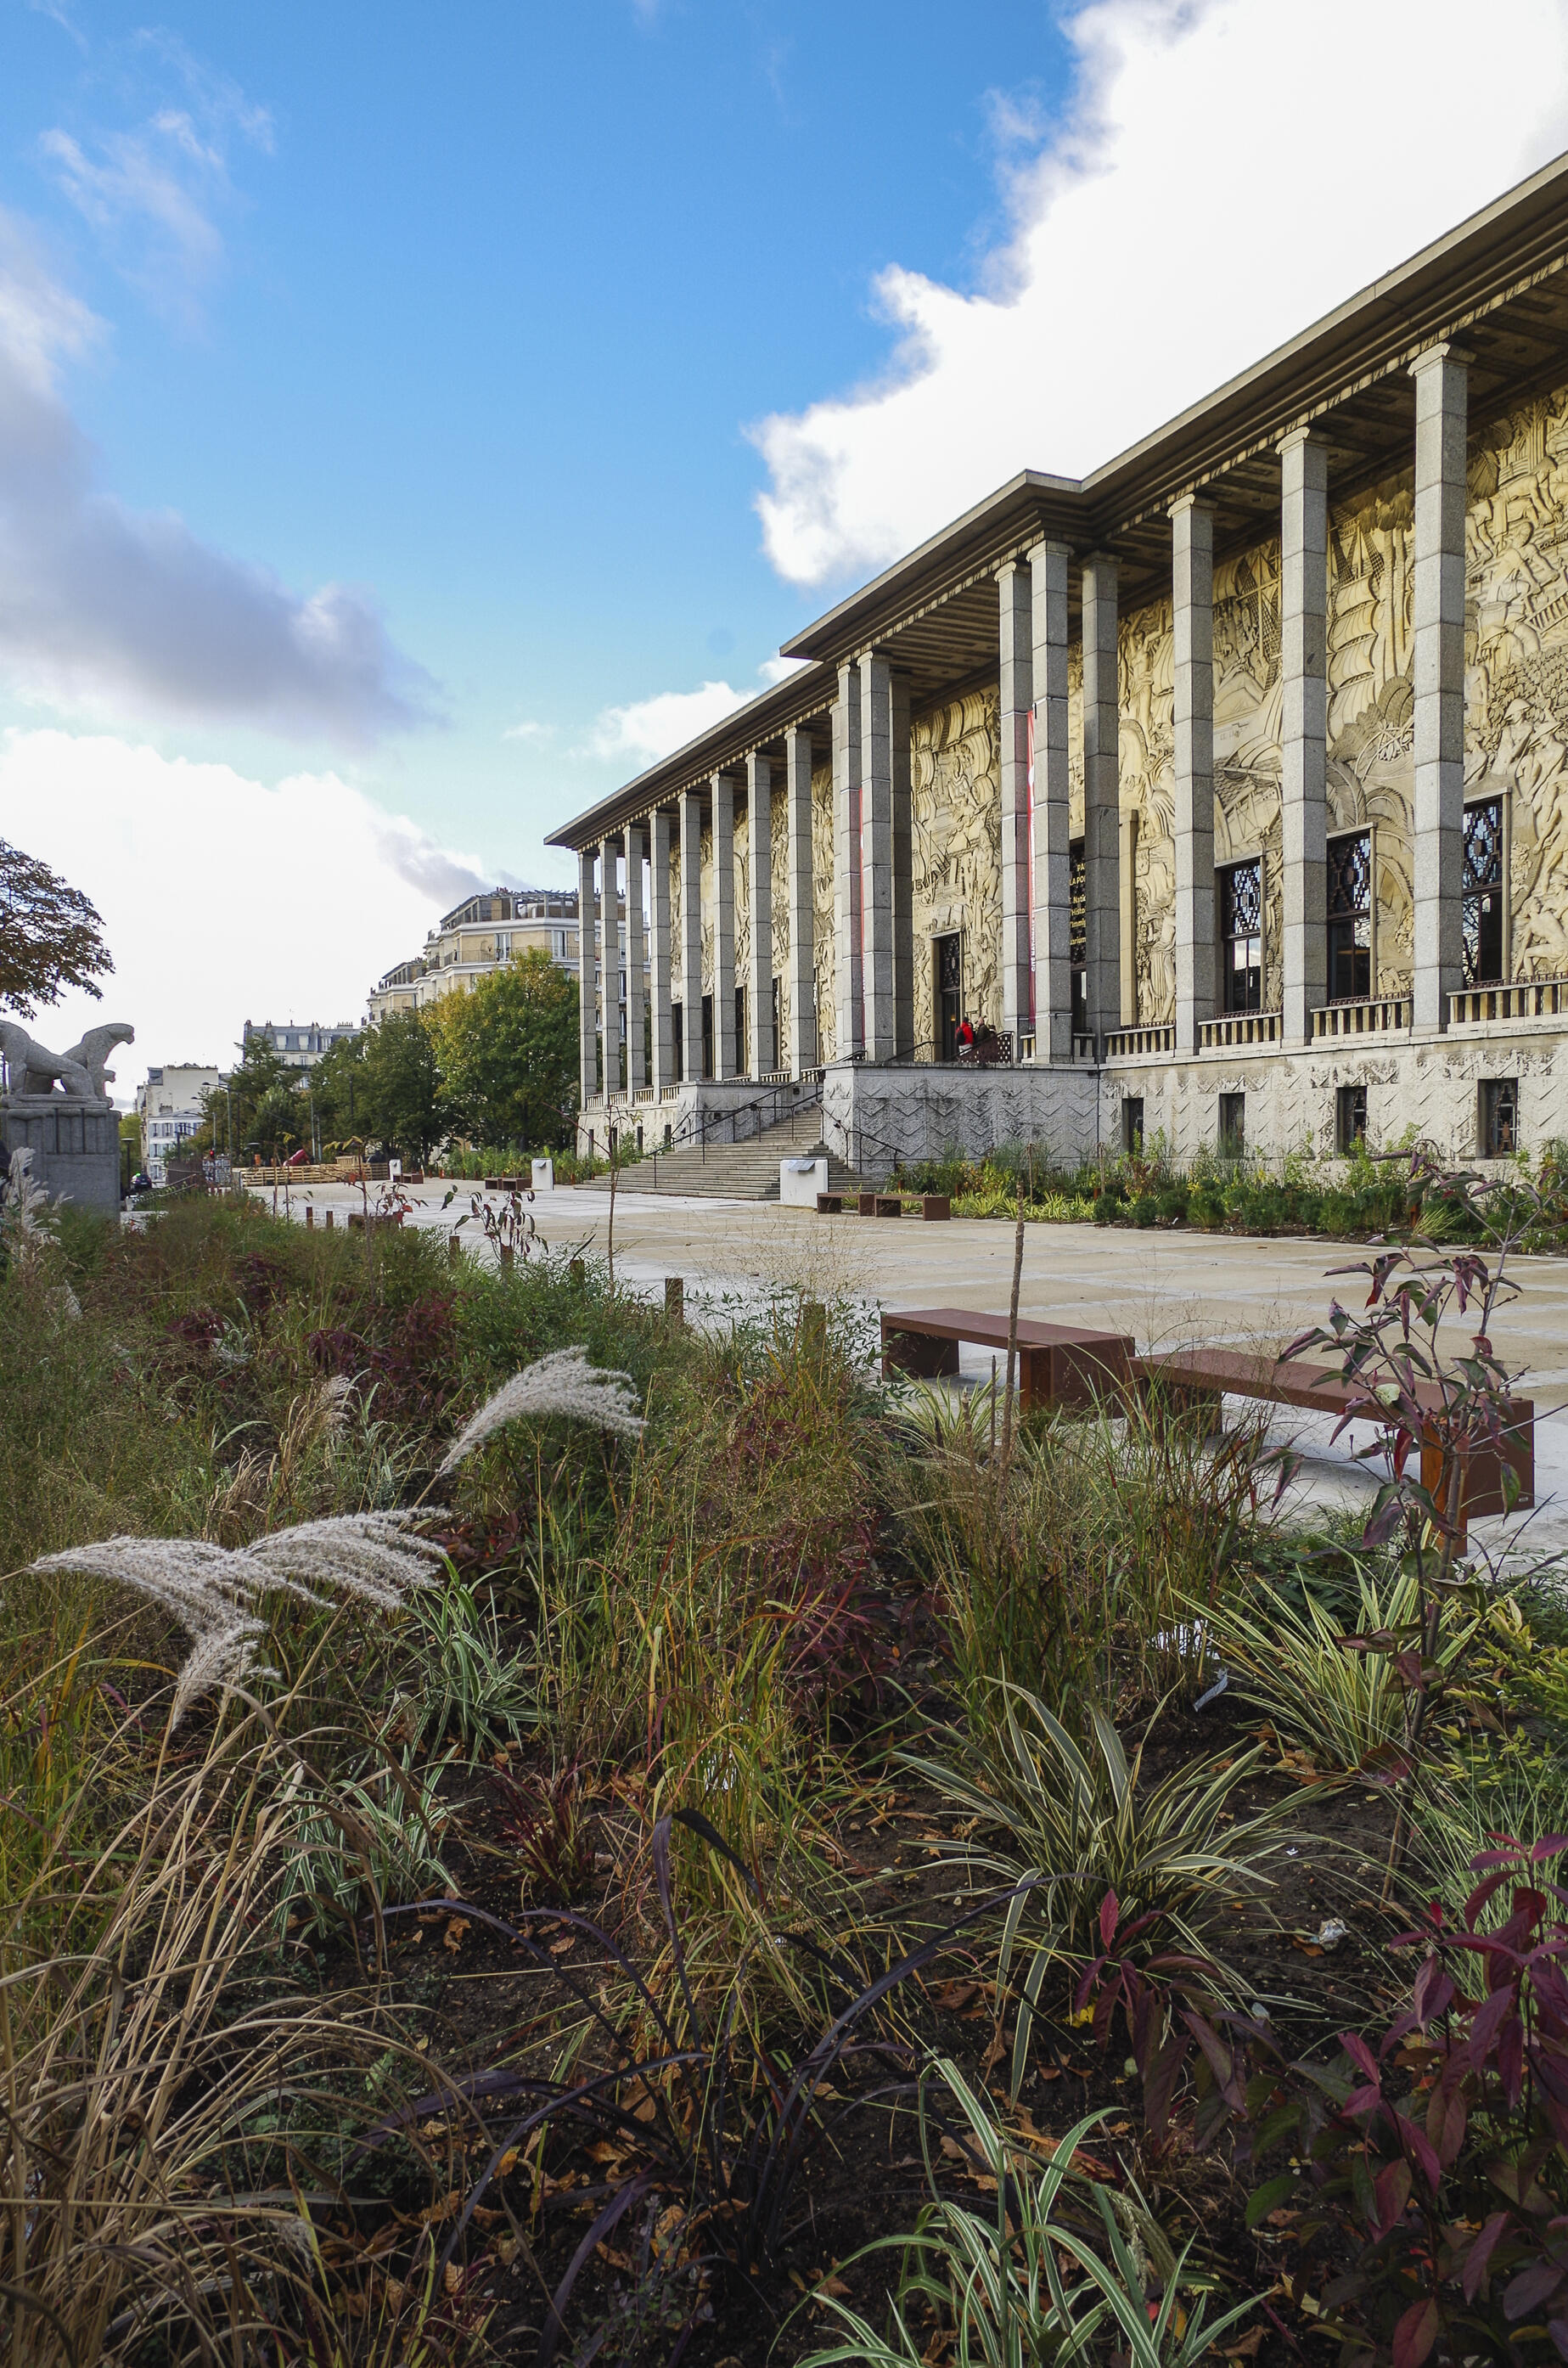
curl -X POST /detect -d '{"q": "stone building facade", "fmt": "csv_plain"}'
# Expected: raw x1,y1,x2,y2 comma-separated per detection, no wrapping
368,889,583,1025
552,159,1568,1178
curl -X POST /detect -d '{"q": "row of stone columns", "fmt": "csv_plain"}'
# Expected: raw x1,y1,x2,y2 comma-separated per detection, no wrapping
998,540,1121,1062
579,730,822,1107
578,342,1471,1107
1103,339,1468,1056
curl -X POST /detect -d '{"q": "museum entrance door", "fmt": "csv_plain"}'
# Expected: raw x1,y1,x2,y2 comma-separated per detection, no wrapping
935,933,961,1061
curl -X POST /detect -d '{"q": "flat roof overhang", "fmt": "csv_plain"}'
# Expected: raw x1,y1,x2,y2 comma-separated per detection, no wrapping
549,148,1568,853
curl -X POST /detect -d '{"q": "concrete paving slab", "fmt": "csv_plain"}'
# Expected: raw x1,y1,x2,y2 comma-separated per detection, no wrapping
249,1180,1568,1568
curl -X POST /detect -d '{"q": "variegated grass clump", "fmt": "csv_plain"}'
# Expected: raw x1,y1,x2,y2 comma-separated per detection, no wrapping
23,1510,450,1724
437,1342,644,1475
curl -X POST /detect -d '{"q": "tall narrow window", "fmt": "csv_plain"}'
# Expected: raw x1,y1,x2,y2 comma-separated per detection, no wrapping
1464,798,1504,985
1481,1077,1519,1157
1220,858,1262,1012
1336,1082,1368,1154
1069,838,1087,1037
936,933,962,1061
1218,1093,1245,1158
1327,831,1372,1002
1121,1096,1144,1155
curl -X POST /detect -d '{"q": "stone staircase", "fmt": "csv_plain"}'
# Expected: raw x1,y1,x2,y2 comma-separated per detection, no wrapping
577,1111,866,1201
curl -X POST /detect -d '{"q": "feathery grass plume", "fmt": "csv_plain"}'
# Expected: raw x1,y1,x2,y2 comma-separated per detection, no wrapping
23,1509,450,1723
437,1343,644,1474
2,1142,61,1274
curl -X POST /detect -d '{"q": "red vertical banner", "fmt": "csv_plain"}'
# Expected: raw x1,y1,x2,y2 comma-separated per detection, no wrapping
1026,706,1037,1030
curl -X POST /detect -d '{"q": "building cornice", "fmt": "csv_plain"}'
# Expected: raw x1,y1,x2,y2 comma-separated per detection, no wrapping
548,148,1568,854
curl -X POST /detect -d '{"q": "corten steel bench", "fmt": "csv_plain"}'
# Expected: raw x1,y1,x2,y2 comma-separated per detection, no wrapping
1137,1347,1535,1525
881,1307,1135,1411
816,1192,951,1219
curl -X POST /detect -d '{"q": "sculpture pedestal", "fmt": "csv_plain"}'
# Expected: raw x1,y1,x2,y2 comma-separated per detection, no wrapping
2,1094,121,1213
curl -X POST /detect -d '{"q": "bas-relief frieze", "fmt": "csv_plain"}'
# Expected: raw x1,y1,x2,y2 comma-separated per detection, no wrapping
1123,490,1423,1021
770,789,790,1053
812,762,835,1062
734,806,751,990
1466,391,1568,978
1118,380,1568,1021
910,688,1002,1050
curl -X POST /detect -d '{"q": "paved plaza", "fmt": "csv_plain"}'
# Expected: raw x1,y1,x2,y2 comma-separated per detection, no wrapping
259,1179,1568,1566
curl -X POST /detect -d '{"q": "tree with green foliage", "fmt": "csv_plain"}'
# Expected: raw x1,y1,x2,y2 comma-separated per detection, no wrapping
0,839,113,1016
359,1010,442,1162
190,1034,305,1164
311,1029,369,1149
427,948,579,1150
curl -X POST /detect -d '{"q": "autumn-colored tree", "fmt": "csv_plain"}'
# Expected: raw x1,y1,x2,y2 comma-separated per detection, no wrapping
0,840,113,1016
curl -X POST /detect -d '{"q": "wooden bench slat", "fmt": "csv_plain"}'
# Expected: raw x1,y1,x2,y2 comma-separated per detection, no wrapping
1137,1345,1535,1521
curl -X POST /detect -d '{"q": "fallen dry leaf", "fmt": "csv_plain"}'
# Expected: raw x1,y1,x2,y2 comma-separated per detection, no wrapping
931,1979,981,2012
444,1917,470,1955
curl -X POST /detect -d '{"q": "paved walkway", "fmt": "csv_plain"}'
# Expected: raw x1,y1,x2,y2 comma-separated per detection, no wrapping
256,1180,1568,1567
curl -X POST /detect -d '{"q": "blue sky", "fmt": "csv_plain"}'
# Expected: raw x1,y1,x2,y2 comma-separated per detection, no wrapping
6,0,1568,1083
1,1,1073,878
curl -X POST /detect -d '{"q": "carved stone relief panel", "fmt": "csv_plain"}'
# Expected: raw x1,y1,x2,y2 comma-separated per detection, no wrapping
812,760,835,1063
699,820,715,996
770,787,790,1049
1465,385,1568,979
669,835,684,1002
911,687,1001,1049
734,804,751,990
1067,646,1084,839
1118,597,1175,1025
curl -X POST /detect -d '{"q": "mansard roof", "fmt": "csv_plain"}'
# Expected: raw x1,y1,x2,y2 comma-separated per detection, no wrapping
549,148,1568,852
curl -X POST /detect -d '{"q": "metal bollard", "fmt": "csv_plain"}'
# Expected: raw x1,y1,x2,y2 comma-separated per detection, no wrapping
569,1256,586,1290
447,1233,461,1263
305,1205,314,1229
802,1300,827,1356
665,1274,684,1327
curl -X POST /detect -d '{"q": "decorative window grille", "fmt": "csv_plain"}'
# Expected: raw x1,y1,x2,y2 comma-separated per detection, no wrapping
1327,831,1372,1002
1220,858,1263,1012
1463,798,1504,986
1069,839,1087,1035
1336,1082,1368,1153
1481,1077,1519,1157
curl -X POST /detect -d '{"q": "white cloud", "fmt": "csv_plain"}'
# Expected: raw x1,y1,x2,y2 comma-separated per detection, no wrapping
0,208,436,742
502,717,552,742
587,678,762,764
0,729,495,1098
41,122,226,306
38,32,273,322
751,0,1568,588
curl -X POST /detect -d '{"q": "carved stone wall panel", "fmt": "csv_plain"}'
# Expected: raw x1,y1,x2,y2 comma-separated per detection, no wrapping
1118,596,1176,1024
773,790,790,1055
1465,385,1568,979
734,805,751,991
812,760,835,1063
911,687,1001,1051
700,820,715,997
1067,647,1084,837
669,836,684,1002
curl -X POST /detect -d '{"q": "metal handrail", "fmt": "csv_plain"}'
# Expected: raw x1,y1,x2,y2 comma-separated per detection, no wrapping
613,1072,827,1166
